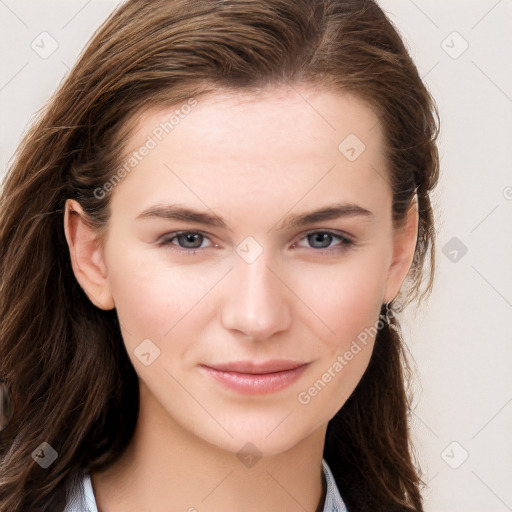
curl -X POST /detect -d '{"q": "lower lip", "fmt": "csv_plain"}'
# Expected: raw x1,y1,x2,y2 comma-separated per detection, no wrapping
201,364,309,395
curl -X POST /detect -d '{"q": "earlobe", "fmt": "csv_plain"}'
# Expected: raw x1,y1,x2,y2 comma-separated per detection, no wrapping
63,199,115,310
383,195,419,304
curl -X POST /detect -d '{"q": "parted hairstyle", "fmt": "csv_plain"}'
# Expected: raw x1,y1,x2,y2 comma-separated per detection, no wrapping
0,0,439,510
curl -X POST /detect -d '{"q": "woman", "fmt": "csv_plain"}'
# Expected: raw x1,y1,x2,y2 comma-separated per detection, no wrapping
0,0,439,510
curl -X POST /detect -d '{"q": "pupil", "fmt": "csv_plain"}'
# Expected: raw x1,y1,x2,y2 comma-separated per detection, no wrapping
310,232,331,248
181,233,202,248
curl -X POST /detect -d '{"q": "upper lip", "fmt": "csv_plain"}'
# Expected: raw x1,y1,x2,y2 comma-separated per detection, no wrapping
203,360,308,374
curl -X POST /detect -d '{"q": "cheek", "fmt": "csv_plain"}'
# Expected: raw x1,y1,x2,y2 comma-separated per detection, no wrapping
293,265,384,422
290,254,386,352
106,248,213,348
333,275,383,348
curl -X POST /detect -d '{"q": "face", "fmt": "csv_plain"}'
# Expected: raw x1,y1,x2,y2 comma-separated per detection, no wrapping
65,85,417,457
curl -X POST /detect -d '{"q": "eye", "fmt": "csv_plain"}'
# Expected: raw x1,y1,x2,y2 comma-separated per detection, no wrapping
295,230,354,253
157,229,354,256
157,231,213,254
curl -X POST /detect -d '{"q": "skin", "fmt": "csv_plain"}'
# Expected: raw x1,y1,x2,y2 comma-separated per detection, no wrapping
64,84,418,512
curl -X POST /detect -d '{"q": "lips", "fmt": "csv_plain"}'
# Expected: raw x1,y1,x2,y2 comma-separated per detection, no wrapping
200,360,309,395
205,360,307,374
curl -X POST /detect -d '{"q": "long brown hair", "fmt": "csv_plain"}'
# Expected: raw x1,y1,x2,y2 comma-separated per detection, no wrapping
0,1,439,510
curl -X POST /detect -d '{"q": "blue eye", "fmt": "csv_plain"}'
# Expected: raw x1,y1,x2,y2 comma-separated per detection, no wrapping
158,231,211,254
158,230,354,255
298,231,353,252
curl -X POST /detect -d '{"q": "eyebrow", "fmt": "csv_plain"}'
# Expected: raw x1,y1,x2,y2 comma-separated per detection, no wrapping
135,202,373,231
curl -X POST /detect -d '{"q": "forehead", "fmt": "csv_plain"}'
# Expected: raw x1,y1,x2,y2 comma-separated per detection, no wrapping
133,85,383,164
111,85,391,221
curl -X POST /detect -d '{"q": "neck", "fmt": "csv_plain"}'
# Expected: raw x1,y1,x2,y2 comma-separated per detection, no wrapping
91,381,328,512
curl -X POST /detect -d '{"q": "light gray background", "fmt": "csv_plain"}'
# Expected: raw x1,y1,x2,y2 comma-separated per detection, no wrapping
1,1,511,511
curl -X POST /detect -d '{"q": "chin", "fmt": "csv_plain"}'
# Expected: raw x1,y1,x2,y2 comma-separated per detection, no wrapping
192,410,320,459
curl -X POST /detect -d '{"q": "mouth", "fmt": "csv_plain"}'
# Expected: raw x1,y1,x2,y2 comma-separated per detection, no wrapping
200,360,310,395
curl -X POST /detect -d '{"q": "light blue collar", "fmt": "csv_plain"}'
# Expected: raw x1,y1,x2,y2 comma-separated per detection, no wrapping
322,458,348,512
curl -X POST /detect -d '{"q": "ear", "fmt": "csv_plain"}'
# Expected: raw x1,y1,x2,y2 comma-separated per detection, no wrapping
63,199,115,310
383,195,419,304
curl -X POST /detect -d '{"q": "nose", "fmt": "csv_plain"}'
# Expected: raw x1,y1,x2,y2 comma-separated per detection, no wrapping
220,249,291,341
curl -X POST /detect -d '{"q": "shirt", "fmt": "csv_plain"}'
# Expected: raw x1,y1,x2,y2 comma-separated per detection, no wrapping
64,458,347,512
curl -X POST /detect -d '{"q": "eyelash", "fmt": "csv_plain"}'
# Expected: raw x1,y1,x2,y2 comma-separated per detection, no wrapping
157,230,355,256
